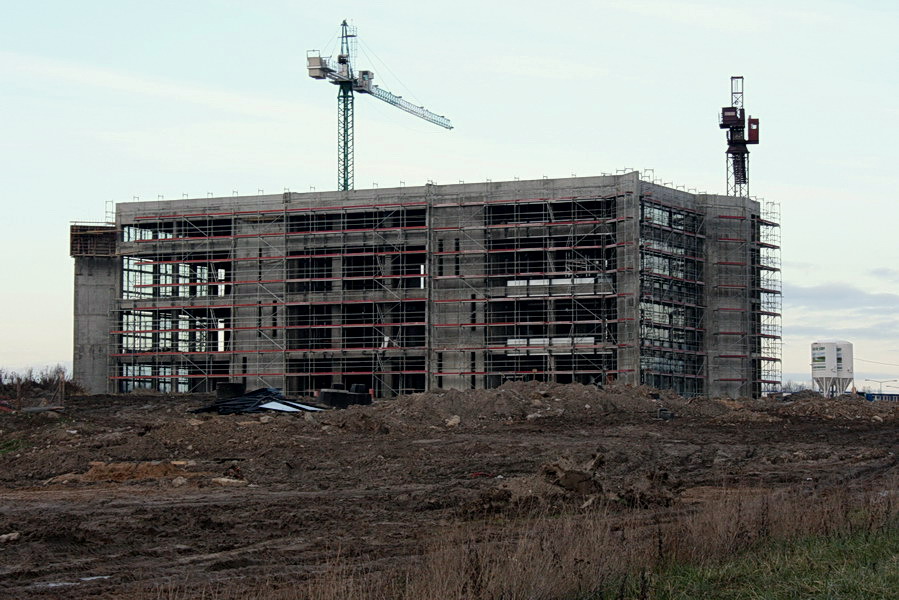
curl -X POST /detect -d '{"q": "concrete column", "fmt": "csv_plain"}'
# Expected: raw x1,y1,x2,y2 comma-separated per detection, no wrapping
73,256,118,393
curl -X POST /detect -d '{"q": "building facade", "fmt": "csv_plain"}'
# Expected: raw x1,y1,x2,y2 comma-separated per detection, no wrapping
71,173,781,398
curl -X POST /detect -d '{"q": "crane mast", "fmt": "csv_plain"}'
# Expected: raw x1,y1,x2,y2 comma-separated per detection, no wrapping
307,20,453,191
336,21,355,192
719,76,760,197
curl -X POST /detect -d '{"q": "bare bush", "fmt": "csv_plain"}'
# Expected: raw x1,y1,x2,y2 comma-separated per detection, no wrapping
0,364,84,400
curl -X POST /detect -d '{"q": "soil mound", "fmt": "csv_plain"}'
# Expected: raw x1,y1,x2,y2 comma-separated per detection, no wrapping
472,447,681,513
772,396,899,421
357,381,693,431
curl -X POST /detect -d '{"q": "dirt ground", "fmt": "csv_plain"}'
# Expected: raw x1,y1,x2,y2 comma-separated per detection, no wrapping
1,382,897,598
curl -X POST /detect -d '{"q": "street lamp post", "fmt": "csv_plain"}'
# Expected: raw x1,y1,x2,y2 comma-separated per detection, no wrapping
864,378,897,394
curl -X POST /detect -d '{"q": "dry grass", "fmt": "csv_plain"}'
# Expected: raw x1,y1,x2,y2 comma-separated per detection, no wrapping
146,478,898,599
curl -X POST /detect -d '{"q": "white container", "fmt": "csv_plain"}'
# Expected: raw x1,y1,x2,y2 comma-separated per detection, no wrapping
811,340,854,396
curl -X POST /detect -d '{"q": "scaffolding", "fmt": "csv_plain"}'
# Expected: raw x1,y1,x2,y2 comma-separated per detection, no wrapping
427,175,637,390
70,223,116,257
91,174,774,398
637,178,707,396
755,198,782,394
708,204,754,397
112,194,433,396
703,194,781,397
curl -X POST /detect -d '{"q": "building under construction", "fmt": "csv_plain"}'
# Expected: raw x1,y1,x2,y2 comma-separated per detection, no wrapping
71,172,781,398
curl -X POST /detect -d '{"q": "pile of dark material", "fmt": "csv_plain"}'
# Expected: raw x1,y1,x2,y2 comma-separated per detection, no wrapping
193,387,287,415
192,383,372,414
319,384,373,409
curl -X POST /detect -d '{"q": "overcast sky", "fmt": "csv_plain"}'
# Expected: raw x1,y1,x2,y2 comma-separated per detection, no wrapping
2,0,898,390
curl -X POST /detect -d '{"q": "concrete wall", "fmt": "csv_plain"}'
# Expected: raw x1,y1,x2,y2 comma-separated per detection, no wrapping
615,174,642,385
699,194,762,398
73,256,117,394
232,206,288,391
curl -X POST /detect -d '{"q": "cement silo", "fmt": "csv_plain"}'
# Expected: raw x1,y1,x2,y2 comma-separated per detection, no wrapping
811,340,854,397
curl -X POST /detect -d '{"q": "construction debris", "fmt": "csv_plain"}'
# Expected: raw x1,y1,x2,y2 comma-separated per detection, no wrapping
210,477,248,487
260,400,324,413
21,406,65,413
193,388,323,415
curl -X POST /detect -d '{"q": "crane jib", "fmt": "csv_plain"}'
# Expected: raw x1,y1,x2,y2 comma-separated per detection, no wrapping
365,86,453,130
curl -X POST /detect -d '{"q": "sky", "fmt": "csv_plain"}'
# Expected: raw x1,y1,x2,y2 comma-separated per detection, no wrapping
1,0,898,390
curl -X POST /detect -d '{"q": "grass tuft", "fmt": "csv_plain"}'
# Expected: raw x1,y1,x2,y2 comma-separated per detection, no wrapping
0,438,26,455
642,524,899,600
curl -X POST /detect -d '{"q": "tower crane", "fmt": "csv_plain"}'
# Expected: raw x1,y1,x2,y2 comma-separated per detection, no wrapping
307,20,453,191
719,76,759,197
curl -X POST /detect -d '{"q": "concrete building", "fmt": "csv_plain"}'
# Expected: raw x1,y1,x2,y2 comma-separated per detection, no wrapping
71,172,781,398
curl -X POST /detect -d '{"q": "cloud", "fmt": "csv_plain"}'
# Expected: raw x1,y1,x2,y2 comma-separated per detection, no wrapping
612,1,762,29
782,260,820,273
90,120,331,174
611,1,836,32
784,321,899,340
783,282,899,311
0,50,318,120
477,53,615,84
780,282,899,351
870,267,899,283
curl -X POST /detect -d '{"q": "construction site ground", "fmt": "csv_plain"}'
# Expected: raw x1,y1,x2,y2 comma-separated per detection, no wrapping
1,382,897,598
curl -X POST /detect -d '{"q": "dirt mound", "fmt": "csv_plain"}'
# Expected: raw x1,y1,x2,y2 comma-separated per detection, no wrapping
786,390,824,401
771,396,899,421
176,382,866,437
710,401,783,424
542,455,604,494
472,448,681,513
353,381,696,431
